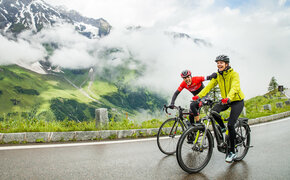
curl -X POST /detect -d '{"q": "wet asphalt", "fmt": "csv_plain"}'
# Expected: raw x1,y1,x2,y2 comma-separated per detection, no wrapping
0,117,290,180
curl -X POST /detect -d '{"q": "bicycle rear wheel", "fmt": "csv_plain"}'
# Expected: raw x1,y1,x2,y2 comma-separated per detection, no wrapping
176,127,213,173
234,123,251,161
157,118,185,155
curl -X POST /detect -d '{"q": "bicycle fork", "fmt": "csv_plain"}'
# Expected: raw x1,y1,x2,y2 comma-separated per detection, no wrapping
193,120,210,151
169,119,181,137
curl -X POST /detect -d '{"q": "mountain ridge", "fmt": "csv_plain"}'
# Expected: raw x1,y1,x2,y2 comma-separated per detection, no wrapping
0,0,111,38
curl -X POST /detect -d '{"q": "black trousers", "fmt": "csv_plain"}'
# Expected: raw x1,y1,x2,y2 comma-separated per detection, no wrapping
189,101,200,123
212,100,244,153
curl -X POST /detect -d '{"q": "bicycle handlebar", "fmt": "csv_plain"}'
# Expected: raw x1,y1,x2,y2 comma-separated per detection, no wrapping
163,105,186,115
163,99,223,115
193,98,224,108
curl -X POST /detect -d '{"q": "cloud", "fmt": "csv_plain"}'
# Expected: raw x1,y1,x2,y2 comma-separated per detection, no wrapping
31,24,100,69
93,0,290,101
49,47,95,69
279,0,287,6
18,23,102,69
0,35,46,65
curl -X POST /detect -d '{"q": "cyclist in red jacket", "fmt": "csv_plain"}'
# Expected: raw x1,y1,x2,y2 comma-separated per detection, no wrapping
169,70,217,125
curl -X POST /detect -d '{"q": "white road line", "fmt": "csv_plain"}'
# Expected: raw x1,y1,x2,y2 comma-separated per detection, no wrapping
0,117,289,151
250,116,290,128
0,138,157,151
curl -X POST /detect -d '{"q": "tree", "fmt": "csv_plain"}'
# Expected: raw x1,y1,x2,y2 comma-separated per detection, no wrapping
268,76,278,92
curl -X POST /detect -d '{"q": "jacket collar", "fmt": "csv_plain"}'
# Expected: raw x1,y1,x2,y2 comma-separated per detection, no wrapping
218,66,232,76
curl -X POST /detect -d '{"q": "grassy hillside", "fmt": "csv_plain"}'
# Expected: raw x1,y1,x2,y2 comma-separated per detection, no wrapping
244,92,290,119
0,65,167,122
0,65,95,120
216,91,290,119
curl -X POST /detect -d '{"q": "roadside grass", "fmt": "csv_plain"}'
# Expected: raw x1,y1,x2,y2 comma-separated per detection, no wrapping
0,115,164,133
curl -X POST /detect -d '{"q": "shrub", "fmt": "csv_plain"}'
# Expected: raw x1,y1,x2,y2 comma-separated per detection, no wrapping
14,86,39,95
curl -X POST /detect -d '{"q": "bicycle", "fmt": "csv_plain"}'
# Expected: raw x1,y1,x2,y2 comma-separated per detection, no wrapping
176,99,251,173
157,105,193,155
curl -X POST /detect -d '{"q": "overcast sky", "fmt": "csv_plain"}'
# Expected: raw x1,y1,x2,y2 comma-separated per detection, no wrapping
45,0,290,99
1,0,290,102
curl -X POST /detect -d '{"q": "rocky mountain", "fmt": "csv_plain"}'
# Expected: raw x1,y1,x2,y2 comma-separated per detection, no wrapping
0,0,111,38
165,31,212,47
126,25,212,47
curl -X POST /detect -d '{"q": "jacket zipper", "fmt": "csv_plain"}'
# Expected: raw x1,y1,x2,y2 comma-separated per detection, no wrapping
237,93,241,100
222,74,227,97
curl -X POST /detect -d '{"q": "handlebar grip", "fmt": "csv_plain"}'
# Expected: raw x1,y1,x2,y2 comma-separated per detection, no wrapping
163,105,168,114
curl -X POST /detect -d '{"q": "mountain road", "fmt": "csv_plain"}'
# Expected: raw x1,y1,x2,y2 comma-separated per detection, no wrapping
1,117,290,180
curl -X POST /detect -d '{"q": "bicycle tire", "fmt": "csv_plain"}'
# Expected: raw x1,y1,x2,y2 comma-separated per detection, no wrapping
234,122,251,161
176,127,213,173
157,118,185,155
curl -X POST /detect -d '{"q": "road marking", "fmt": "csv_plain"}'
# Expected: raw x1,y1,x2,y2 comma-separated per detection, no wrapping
250,116,290,128
0,137,157,151
0,136,180,151
0,116,289,151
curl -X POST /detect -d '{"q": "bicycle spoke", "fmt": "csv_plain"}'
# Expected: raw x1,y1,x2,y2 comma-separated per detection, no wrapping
234,123,250,161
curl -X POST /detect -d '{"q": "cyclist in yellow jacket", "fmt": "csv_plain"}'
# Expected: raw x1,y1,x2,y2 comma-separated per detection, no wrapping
192,55,245,163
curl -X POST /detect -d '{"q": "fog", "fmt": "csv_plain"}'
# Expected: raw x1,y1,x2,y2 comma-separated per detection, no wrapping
0,0,289,103
0,35,46,65
45,0,290,100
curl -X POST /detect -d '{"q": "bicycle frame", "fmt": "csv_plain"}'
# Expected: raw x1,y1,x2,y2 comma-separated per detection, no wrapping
163,105,192,136
192,102,228,153
173,106,191,128
168,118,183,137
195,111,251,155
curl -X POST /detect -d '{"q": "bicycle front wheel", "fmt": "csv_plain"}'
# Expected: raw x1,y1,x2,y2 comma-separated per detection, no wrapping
157,118,185,155
176,127,213,173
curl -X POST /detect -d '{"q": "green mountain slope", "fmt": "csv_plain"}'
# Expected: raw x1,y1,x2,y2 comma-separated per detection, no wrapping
0,65,167,122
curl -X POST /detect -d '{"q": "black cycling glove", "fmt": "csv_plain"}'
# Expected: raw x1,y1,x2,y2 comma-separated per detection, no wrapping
168,104,175,109
206,72,217,80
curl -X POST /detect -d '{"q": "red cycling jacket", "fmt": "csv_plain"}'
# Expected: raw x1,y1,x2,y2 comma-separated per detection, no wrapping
178,76,205,95
170,76,206,105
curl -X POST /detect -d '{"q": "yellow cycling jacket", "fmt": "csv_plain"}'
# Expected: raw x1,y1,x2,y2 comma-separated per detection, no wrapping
198,68,245,101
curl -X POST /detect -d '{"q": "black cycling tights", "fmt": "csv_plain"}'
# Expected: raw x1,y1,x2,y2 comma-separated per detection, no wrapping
189,101,200,123
212,100,244,153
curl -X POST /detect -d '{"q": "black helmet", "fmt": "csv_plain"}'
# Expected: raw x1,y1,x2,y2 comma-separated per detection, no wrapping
215,55,230,63
181,70,191,78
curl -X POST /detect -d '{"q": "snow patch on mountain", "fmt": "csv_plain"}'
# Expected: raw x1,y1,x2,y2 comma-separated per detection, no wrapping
16,61,47,74
0,0,111,37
